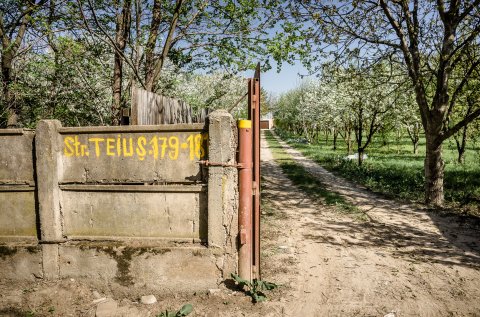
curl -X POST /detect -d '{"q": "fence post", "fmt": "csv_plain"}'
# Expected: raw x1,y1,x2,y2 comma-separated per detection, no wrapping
207,110,238,277
35,120,63,279
237,120,252,281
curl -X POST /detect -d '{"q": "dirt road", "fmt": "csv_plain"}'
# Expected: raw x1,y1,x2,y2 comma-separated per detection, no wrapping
260,131,480,317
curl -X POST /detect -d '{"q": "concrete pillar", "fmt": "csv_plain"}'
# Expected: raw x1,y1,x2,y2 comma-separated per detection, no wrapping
207,110,238,250
35,120,63,279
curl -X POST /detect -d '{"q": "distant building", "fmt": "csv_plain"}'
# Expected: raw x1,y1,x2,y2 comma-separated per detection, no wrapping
260,113,274,130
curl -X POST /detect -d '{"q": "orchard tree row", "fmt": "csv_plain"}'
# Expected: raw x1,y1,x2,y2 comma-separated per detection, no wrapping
276,1,480,207
0,0,289,127
274,61,479,167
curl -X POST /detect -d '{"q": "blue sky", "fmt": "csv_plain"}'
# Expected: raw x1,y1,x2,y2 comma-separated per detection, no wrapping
258,60,311,96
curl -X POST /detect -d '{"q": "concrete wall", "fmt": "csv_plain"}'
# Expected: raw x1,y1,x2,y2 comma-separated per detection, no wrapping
59,125,207,183
0,129,37,240
0,110,238,290
52,123,208,241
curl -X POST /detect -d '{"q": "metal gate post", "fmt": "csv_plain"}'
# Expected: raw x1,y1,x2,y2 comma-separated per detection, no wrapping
253,77,261,279
238,120,253,281
248,64,261,279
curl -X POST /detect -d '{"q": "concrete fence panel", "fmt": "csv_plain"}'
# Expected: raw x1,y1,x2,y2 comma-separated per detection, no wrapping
0,129,37,240
48,124,209,241
60,187,207,240
0,129,41,280
58,124,207,184
0,110,238,290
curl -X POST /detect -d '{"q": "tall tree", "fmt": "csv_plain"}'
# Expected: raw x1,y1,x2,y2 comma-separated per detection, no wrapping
143,0,184,91
77,0,290,124
112,0,132,125
292,1,480,207
0,0,47,127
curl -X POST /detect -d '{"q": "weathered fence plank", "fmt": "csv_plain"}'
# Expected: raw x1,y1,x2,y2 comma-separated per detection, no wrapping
131,87,208,125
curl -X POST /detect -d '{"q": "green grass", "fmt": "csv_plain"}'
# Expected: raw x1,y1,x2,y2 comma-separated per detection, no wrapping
275,129,480,216
264,130,367,221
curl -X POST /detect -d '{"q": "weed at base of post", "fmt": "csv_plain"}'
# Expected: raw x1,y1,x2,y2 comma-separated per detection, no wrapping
231,273,278,303
156,303,193,317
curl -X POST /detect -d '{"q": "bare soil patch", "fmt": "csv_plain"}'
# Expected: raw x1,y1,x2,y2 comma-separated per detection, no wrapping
0,275,289,316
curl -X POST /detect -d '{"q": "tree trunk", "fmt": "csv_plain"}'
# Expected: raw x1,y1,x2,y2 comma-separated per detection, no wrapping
454,101,473,164
381,130,387,146
454,126,468,164
46,0,58,119
144,0,161,91
358,147,364,166
457,146,465,164
145,0,184,92
1,52,16,127
413,141,418,155
356,130,363,166
396,129,401,154
347,135,352,154
112,54,123,125
355,107,363,165
313,127,320,144
0,1,43,127
424,134,444,207
333,128,338,150
111,0,132,125
302,120,310,142
343,125,353,155
47,51,59,119
406,123,420,155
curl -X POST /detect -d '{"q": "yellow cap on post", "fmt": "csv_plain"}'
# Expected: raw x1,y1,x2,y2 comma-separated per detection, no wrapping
238,120,252,129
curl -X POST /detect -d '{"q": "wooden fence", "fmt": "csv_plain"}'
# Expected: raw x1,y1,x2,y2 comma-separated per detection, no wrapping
131,87,208,125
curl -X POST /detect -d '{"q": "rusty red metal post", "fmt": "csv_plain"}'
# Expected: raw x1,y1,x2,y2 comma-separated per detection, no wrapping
238,120,253,281
254,77,261,279
248,63,261,279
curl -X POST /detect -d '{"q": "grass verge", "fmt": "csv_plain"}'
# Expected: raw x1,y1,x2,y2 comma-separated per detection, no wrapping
264,131,367,221
274,129,480,217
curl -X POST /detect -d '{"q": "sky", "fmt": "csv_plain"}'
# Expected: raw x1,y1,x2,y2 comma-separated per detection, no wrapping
256,60,311,97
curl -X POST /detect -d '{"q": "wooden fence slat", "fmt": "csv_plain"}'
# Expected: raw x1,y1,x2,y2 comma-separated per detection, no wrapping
131,87,201,125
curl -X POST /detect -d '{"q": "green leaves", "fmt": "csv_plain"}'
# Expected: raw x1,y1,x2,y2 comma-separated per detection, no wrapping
231,273,250,288
177,304,193,316
231,273,278,303
156,303,193,317
256,279,278,291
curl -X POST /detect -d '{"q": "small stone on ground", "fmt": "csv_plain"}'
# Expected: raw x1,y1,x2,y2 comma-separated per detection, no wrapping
95,298,117,317
208,289,222,295
141,294,157,305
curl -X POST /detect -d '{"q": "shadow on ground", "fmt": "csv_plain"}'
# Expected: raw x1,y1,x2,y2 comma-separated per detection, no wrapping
262,152,480,270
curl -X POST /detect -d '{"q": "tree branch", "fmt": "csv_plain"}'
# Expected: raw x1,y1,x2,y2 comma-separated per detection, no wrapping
442,107,480,141
77,0,146,89
150,0,184,90
446,57,480,120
